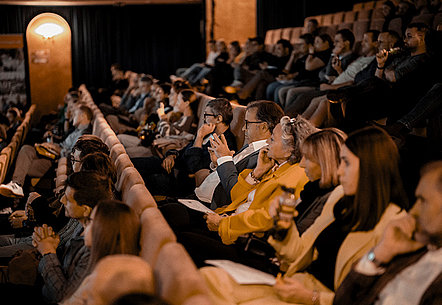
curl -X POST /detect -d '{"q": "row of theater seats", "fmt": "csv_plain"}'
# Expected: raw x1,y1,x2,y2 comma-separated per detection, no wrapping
0,104,36,184
265,0,442,47
56,85,212,305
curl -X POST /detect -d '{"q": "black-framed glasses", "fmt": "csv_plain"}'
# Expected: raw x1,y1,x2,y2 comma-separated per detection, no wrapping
69,155,81,163
203,113,218,119
244,120,263,129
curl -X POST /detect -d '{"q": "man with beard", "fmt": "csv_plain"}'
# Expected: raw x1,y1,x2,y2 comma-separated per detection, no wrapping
327,23,435,131
334,161,442,305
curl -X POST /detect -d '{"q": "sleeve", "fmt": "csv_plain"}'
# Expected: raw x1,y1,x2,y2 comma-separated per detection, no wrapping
39,248,90,303
218,207,274,245
394,55,427,83
183,144,211,174
228,169,256,203
333,268,380,305
217,161,240,197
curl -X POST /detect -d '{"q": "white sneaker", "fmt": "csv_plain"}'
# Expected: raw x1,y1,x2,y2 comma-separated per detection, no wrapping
0,181,24,198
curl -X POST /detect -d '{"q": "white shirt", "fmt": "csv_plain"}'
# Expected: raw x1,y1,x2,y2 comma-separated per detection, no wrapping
356,247,442,305
194,140,268,203
332,56,375,85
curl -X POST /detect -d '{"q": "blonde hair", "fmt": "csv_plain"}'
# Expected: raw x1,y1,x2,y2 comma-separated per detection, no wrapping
301,128,346,188
280,115,318,164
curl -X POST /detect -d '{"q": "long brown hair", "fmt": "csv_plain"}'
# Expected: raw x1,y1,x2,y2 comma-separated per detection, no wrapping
345,126,408,231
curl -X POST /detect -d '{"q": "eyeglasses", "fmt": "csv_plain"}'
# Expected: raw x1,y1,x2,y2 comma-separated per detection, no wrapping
244,120,263,129
203,113,218,119
69,155,81,163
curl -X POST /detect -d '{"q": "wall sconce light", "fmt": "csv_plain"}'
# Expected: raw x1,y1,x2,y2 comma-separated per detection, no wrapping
34,23,64,39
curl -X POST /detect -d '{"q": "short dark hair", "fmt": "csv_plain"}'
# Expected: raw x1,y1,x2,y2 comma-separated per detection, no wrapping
336,29,355,49
300,33,315,45
318,34,333,49
172,79,191,93
365,30,380,42
78,105,93,122
80,151,117,184
230,41,241,54
66,171,112,209
72,135,109,158
140,75,153,84
250,36,264,46
179,89,198,115
308,19,319,26
247,100,284,133
276,39,293,54
407,22,429,33
111,63,123,71
206,98,233,125
386,30,403,48
420,160,442,194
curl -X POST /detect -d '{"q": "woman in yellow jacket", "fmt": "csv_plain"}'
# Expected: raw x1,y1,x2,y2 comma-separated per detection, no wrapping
179,116,315,266
201,126,409,305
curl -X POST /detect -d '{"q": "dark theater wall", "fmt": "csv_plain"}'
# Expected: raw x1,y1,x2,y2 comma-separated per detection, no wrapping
0,4,204,88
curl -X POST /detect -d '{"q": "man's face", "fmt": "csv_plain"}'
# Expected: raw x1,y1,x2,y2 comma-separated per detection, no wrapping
361,33,377,55
138,80,151,95
274,43,288,58
295,38,309,54
412,172,442,245
307,21,317,34
378,32,396,51
242,108,266,143
250,41,261,53
404,27,424,52
333,34,347,55
61,186,89,219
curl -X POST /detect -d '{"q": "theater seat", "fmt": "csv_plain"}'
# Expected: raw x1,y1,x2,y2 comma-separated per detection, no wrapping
110,144,126,163
139,208,176,266
153,242,211,305
123,183,156,214
116,166,144,194
388,17,403,37
115,153,133,177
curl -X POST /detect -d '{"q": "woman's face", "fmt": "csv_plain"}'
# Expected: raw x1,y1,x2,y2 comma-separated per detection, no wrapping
337,145,360,195
84,207,97,248
266,124,291,163
299,155,322,182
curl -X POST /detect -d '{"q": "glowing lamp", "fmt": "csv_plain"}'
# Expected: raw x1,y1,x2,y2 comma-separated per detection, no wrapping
34,23,64,39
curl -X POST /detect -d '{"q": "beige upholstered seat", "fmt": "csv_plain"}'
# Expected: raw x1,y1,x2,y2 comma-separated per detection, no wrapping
123,183,156,214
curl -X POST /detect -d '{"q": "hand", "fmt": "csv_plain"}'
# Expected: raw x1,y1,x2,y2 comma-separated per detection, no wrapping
373,215,424,264
197,123,216,140
268,196,299,219
156,102,166,118
208,147,218,168
209,134,234,158
332,56,343,74
376,49,389,68
253,147,275,179
308,45,315,54
9,210,27,229
161,155,176,174
32,224,60,255
273,276,313,303
43,130,53,139
205,213,223,231
259,62,268,70
320,83,333,91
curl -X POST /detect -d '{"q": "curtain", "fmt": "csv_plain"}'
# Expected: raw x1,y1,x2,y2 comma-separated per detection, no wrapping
0,4,204,88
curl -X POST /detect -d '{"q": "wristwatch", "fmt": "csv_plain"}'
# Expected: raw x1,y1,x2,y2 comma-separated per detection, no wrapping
367,248,387,268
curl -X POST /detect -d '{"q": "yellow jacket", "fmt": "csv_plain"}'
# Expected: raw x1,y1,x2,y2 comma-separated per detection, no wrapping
217,162,308,245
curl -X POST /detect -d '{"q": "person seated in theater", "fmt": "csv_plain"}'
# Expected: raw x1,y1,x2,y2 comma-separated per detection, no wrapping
326,23,435,132
0,135,110,259
177,116,314,267
33,171,113,304
305,18,320,36
117,89,198,159
227,37,273,90
266,34,317,103
196,100,284,209
132,98,236,197
205,40,242,97
0,105,93,198
290,30,380,126
5,106,22,142
279,29,358,111
200,127,408,305
100,72,140,117
334,160,442,305
381,1,397,32
105,75,155,134
236,39,292,101
395,1,418,34
61,200,143,305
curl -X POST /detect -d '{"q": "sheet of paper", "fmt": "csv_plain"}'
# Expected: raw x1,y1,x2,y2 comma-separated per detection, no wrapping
205,260,276,285
178,199,215,214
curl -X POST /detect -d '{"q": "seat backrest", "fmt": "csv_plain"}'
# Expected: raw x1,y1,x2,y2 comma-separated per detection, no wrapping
110,144,126,163
139,208,176,267
338,22,354,31
264,29,275,46
353,20,370,41
372,7,384,19
364,1,375,10
153,242,211,305
116,166,144,193
290,27,303,44
332,12,345,25
344,11,357,23
0,154,8,183
230,104,246,150
322,13,334,26
195,92,215,126
357,9,372,21
353,2,364,11
370,18,385,31
115,153,133,177
411,13,434,26
388,17,403,37
281,27,293,41
105,134,120,149
123,183,157,214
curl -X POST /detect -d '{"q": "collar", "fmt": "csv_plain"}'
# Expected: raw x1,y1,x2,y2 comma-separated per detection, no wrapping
249,139,268,152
